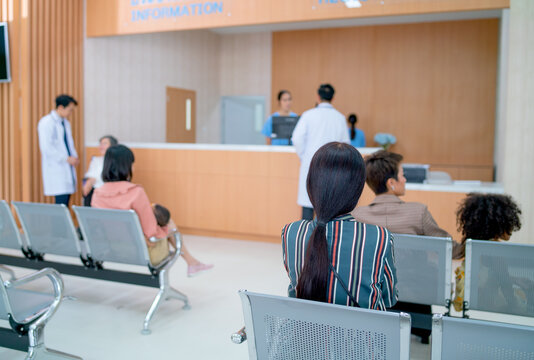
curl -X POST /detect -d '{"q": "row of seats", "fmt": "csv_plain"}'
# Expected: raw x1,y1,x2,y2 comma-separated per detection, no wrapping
236,290,534,360
233,234,534,359
393,233,534,318
0,200,191,358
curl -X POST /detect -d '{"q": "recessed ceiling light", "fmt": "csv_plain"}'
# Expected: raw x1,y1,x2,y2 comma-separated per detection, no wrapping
345,0,362,8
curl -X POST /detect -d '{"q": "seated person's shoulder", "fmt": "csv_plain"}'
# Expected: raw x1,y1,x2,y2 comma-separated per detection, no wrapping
282,219,313,237
400,200,428,213
358,221,391,236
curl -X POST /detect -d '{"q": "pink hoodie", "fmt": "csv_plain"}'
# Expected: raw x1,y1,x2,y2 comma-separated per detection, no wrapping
91,181,167,246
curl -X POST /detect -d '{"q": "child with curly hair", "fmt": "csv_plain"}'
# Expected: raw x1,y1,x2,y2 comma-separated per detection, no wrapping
452,193,522,311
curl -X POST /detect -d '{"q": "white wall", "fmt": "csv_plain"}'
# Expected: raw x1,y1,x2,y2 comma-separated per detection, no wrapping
502,0,534,244
84,30,272,144
219,32,272,116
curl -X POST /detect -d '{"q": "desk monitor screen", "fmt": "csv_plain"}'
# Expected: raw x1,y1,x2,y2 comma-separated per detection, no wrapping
272,116,300,140
0,23,11,83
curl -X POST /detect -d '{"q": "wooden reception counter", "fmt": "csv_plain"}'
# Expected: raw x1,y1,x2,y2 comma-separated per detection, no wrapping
86,143,503,243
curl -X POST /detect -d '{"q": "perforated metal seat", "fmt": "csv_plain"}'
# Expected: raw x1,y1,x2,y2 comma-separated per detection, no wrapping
237,290,411,360
72,206,189,334
464,240,534,317
432,314,534,359
0,200,27,251
0,268,82,359
12,202,85,258
392,234,452,307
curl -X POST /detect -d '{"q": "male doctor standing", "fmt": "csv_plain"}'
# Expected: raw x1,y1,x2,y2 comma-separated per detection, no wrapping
38,94,79,206
291,84,350,220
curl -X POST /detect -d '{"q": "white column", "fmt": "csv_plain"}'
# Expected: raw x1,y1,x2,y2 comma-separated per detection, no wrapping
502,0,534,244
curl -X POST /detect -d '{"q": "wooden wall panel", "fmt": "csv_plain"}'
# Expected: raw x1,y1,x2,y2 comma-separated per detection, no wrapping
272,19,499,181
0,0,84,205
87,146,474,243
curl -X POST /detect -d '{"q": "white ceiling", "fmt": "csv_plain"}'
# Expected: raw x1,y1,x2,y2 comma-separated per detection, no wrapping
210,9,502,34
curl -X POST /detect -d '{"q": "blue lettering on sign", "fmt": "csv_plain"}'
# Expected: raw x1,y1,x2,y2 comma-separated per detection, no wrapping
131,1,224,22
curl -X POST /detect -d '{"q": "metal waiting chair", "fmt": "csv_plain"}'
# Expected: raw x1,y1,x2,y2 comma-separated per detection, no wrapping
0,200,28,252
464,239,534,318
236,290,411,360
0,200,25,279
12,201,85,259
431,314,534,359
390,234,452,337
392,234,453,308
0,267,82,359
72,206,190,334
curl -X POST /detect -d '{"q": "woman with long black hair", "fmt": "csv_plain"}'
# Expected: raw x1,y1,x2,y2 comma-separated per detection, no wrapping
282,142,397,309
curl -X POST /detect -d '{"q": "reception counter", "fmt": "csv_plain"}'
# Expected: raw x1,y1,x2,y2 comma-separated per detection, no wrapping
86,143,503,243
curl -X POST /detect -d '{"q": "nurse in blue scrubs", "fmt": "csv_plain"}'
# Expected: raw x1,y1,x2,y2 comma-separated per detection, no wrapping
347,113,366,147
261,90,298,145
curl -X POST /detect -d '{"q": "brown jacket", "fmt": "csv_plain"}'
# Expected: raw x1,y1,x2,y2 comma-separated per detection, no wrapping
352,194,450,238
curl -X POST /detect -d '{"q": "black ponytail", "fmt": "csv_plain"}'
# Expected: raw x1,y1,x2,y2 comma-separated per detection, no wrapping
348,114,357,140
296,142,366,302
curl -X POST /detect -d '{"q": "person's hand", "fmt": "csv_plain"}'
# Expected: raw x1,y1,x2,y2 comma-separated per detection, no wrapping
67,156,79,166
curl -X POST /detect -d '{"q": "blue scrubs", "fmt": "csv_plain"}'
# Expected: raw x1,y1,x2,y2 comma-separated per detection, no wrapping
261,111,298,146
349,128,366,147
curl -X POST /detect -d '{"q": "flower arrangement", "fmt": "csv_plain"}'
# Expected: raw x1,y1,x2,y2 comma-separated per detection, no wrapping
374,133,397,150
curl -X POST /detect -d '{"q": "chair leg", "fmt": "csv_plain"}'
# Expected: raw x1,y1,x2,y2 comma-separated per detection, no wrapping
160,267,189,309
165,286,190,310
26,345,83,360
27,325,82,360
141,289,165,335
141,268,190,334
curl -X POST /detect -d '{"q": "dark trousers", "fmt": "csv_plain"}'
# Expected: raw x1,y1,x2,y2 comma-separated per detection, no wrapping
302,207,314,220
55,194,71,207
391,301,432,343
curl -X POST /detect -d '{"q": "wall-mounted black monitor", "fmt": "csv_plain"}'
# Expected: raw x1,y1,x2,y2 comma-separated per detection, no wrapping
0,22,11,83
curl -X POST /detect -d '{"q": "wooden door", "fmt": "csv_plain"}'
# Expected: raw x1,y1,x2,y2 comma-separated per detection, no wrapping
166,86,196,143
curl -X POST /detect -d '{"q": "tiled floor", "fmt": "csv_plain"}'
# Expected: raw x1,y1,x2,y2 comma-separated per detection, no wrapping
4,234,528,360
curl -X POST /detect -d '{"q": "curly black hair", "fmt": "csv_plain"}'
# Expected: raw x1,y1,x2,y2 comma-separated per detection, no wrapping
455,193,522,258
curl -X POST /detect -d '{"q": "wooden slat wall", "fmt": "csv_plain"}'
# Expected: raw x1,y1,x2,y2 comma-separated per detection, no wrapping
0,0,84,204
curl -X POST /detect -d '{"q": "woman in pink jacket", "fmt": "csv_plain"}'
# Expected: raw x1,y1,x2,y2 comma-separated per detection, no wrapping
92,144,213,277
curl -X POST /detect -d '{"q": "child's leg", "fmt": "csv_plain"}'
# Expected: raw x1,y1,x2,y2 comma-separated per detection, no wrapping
180,243,201,266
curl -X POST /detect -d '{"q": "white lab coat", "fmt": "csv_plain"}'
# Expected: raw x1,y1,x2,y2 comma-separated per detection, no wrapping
291,103,350,208
37,110,78,196
84,156,105,189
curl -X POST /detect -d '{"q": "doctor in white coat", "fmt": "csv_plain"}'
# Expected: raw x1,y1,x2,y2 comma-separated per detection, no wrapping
37,94,79,206
291,84,350,220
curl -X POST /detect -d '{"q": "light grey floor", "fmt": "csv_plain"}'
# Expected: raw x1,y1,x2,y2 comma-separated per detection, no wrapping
1,234,494,360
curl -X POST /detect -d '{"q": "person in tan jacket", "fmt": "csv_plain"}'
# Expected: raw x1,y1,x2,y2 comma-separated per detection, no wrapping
352,150,449,238
352,150,450,344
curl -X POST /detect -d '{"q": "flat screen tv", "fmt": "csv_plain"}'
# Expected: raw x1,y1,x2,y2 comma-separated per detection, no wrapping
0,22,11,83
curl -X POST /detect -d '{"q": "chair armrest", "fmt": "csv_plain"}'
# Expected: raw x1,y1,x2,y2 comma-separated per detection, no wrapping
5,267,64,325
0,265,15,281
149,231,183,272
170,230,183,256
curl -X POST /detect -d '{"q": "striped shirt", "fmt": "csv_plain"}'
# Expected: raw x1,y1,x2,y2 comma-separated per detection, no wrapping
282,214,398,310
